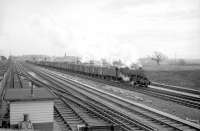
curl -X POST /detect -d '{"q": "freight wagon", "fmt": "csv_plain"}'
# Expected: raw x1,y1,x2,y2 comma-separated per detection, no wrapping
30,61,150,87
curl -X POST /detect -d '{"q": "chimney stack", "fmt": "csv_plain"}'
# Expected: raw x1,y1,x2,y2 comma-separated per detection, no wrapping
29,82,34,97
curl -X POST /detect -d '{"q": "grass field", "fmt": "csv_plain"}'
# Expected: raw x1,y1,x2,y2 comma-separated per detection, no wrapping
143,65,200,90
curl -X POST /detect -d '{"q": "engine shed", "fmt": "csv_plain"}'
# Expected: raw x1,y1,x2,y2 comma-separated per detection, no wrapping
4,87,57,131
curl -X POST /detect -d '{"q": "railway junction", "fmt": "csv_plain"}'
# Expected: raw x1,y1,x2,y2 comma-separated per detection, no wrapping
0,59,200,131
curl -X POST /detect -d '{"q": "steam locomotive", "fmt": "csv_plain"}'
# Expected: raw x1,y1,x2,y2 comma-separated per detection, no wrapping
31,61,150,87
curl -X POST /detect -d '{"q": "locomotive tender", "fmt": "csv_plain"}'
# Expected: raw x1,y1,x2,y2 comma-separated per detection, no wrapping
31,61,150,87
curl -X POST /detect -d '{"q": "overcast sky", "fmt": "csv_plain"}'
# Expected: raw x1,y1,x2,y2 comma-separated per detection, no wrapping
0,0,200,64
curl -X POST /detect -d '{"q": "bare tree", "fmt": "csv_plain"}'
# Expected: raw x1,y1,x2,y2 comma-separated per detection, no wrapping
151,51,167,65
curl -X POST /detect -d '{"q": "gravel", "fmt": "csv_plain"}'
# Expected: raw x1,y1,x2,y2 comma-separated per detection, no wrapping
58,72,200,125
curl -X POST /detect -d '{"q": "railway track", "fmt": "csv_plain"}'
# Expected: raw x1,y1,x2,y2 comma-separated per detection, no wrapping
54,99,89,131
1,62,16,100
18,62,155,131
19,62,200,131
16,63,91,131
41,65,200,109
0,69,11,101
54,109,70,131
151,82,200,96
0,62,25,128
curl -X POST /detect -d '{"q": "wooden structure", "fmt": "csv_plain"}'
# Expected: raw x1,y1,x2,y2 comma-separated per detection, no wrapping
4,88,57,131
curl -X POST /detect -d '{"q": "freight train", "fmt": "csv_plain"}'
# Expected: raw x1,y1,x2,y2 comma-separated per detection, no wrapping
30,61,151,87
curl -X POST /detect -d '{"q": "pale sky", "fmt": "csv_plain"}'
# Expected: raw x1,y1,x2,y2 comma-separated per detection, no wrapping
0,0,200,64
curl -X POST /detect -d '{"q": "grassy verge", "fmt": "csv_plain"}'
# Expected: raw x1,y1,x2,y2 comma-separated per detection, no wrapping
143,65,200,90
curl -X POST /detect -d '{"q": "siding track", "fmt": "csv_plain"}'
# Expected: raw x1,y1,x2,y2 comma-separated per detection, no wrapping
17,62,200,131
44,66,200,109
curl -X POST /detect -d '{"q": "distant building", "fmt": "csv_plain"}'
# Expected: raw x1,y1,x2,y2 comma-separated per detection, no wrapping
53,55,81,64
15,55,51,62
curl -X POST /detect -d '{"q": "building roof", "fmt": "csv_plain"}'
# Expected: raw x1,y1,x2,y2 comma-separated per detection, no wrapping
4,88,57,102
